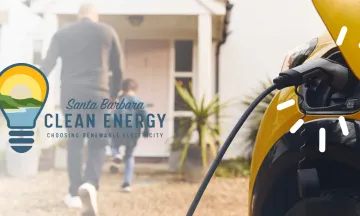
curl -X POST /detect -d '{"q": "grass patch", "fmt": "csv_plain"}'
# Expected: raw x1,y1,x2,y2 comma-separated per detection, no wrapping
215,157,250,178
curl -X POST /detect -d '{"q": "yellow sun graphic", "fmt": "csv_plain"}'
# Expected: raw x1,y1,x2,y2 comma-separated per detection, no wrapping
0,65,47,102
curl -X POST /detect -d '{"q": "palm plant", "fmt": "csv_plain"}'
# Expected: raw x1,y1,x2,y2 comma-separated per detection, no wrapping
174,81,233,171
240,78,277,161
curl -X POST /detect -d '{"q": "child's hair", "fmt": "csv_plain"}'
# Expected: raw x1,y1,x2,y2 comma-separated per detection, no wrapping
122,79,138,92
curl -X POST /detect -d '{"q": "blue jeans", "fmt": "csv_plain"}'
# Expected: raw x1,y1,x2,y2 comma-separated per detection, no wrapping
111,138,137,184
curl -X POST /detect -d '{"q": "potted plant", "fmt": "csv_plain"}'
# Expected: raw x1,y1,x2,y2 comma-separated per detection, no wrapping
173,82,233,182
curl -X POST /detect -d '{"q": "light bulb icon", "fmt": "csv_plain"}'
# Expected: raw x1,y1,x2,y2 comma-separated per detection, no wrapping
0,63,49,153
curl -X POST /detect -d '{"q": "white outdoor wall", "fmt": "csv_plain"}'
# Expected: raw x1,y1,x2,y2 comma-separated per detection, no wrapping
0,1,57,150
219,0,327,158
0,1,39,150
0,1,43,69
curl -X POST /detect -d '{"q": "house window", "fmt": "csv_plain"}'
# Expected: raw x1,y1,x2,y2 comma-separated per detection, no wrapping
175,77,193,111
173,39,194,112
175,40,193,72
33,40,43,65
173,39,195,142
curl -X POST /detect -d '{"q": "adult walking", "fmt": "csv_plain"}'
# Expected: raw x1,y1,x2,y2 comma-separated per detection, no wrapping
40,3,122,216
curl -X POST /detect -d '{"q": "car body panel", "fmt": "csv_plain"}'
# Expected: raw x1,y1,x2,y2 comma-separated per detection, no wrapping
312,0,360,79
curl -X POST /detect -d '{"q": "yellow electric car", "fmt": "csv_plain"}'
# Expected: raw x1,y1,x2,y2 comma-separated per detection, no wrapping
249,34,360,216
187,1,360,215
249,1,360,215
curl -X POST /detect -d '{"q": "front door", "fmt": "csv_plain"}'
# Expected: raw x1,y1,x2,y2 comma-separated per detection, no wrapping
124,39,170,157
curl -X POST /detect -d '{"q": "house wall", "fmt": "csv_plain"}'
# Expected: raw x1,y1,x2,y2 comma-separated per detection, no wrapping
219,0,327,158
0,2,57,68
0,2,57,150
0,2,40,69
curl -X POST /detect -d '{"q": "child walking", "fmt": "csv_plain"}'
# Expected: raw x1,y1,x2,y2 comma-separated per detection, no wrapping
110,79,149,192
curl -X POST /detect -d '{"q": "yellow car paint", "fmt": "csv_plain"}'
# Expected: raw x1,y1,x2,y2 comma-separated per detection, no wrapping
313,0,360,79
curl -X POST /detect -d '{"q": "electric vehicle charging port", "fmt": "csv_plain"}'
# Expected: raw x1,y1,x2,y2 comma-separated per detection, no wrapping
299,52,360,115
299,80,360,115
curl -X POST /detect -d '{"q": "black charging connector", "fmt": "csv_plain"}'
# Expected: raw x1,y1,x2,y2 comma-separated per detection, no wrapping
273,69,304,90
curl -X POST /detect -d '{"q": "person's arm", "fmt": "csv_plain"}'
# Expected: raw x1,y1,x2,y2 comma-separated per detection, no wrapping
109,28,123,101
40,33,60,77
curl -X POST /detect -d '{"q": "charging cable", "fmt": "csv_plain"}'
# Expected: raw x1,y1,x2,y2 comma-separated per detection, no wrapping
186,58,350,216
186,84,277,216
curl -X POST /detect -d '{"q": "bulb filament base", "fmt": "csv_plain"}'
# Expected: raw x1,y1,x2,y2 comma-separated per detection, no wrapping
9,130,34,153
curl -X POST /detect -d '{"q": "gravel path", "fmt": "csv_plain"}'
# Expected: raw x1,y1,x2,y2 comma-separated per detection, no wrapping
0,168,249,216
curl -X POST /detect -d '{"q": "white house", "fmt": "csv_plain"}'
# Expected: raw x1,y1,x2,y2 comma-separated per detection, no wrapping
0,0,328,158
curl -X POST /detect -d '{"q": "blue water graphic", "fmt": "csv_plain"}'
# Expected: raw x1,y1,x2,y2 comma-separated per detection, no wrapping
5,108,40,128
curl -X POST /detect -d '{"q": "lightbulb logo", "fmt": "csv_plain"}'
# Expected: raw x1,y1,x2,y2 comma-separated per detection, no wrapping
0,63,49,153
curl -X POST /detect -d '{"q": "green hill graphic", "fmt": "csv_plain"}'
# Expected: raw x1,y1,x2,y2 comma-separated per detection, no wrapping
0,94,42,109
